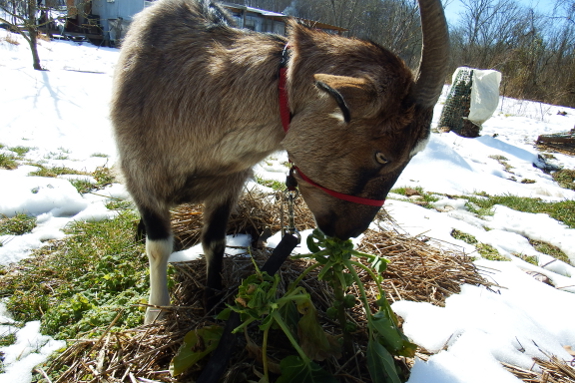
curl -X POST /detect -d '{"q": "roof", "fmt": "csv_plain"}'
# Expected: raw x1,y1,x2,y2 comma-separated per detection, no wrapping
221,3,286,18
221,2,348,33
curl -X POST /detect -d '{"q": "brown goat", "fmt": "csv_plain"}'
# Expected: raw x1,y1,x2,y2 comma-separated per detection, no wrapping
111,0,449,323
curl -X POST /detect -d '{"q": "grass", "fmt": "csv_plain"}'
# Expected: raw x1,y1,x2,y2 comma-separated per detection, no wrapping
0,332,17,347
391,186,439,208
0,153,18,169
477,243,509,261
254,175,285,191
93,165,115,187
91,153,109,158
29,165,87,178
529,239,569,263
69,166,116,194
450,229,478,245
0,209,149,340
515,253,538,265
552,169,575,191
489,154,514,173
8,145,32,157
464,194,575,229
0,213,37,235
2,32,20,45
106,199,133,211
449,229,508,261
449,229,509,261
70,178,94,194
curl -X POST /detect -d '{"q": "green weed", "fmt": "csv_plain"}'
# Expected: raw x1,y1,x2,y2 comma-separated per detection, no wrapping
91,153,109,158
0,213,37,235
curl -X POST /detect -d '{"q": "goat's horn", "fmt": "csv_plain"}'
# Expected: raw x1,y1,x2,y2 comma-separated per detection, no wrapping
411,0,450,108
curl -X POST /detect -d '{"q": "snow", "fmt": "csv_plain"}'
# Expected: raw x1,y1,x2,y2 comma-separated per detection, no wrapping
1,30,575,382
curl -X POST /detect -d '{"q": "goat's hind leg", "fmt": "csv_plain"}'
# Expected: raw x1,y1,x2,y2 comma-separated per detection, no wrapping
140,207,173,324
201,171,249,311
202,198,234,311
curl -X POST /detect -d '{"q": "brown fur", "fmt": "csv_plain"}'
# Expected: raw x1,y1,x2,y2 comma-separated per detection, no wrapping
111,0,448,319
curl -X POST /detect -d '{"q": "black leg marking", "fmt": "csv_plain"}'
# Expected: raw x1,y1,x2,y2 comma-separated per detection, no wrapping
202,200,234,310
140,208,171,241
136,218,147,242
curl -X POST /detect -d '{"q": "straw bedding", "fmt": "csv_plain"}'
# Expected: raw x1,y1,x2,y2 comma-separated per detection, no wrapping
40,191,574,383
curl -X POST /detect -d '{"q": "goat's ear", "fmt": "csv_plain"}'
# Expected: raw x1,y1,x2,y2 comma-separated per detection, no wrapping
314,74,379,122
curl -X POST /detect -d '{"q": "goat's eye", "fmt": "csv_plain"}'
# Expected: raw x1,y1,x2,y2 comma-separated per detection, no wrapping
375,152,388,165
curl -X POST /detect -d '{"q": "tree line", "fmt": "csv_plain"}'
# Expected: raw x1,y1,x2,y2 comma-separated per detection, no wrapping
241,0,575,108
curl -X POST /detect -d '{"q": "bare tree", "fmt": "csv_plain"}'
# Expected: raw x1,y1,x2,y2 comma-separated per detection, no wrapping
0,0,66,70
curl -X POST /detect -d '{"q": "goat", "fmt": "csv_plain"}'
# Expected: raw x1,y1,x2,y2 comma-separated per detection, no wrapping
111,0,449,323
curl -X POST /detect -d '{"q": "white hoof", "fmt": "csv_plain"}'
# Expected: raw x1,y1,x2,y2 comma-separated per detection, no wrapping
145,307,163,325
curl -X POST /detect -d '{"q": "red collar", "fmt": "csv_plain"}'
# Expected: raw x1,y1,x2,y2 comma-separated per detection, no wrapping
278,47,385,208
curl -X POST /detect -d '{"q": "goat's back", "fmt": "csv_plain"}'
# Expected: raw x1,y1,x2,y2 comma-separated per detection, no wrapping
111,0,286,210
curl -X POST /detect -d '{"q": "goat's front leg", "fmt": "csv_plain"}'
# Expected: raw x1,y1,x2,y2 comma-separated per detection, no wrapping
141,208,173,324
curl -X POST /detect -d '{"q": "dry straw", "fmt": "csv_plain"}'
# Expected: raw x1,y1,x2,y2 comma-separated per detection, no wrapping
41,191,574,382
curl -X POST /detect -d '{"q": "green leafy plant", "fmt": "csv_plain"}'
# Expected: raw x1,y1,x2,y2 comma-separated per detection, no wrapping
303,230,415,383
171,230,413,382
225,259,339,382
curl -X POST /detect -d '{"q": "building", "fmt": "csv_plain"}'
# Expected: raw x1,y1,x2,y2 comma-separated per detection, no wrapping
60,0,346,45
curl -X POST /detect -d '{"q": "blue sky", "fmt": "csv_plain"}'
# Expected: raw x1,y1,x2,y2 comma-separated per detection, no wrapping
444,0,556,25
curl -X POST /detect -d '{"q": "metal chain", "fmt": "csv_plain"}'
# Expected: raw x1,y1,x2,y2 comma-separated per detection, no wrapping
281,167,301,242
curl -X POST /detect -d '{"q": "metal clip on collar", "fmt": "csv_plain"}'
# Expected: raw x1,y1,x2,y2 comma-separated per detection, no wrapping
282,167,300,242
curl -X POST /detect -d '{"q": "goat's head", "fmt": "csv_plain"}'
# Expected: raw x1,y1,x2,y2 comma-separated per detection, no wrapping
282,0,449,239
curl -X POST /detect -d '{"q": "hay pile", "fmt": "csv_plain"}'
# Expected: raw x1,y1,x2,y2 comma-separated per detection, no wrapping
42,191,570,383
502,355,575,383
170,190,315,250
